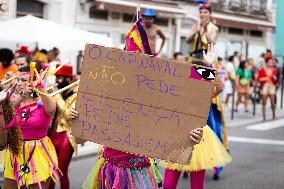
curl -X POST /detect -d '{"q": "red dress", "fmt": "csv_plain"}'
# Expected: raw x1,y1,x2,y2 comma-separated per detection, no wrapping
256,67,277,87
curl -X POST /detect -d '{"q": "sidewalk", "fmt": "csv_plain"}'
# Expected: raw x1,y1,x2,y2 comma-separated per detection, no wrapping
224,89,284,127
223,103,283,127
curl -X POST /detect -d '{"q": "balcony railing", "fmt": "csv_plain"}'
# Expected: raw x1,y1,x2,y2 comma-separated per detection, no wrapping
211,0,268,18
167,0,269,19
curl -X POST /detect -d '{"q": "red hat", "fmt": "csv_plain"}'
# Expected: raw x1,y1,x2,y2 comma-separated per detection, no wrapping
55,64,74,77
265,56,273,63
17,45,32,56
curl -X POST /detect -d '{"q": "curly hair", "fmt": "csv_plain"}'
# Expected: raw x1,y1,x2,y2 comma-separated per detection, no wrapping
2,99,22,156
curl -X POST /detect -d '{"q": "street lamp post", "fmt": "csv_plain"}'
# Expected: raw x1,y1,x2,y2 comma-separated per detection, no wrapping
281,56,284,109
252,81,257,116
231,81,235,120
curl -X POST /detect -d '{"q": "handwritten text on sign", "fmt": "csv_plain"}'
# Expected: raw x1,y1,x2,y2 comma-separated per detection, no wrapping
72,45,214,164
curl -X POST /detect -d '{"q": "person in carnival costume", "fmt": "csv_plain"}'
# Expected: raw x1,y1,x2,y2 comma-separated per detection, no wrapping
257,56,277,121
187,1,218,59
189,0,229,179
48,64,78,189
15,46,33,71
161,43,232,189
3,62,62,189
68,17,204,189
0,47,29,170
0,83,22,184
142,8,166,56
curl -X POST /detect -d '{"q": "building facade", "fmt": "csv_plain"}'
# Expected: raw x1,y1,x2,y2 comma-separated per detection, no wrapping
76,0,187,58
0,0,77,25
177,0,275,61
0,0,276,61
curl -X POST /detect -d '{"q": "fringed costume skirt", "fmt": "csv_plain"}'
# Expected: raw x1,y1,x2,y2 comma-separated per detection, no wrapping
4,136,62,187
83,148,163,189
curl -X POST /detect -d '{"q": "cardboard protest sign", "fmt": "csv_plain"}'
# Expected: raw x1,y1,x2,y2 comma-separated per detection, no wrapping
72,44,215,164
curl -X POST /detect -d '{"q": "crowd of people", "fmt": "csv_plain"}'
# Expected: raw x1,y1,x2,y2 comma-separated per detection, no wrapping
0,44,82,189
0,0,278,188
173,48,280,122
215,50,279,121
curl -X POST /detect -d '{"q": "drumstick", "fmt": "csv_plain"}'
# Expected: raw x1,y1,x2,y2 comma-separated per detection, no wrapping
49,80,80,97
1,73,19,85
46,83,58,91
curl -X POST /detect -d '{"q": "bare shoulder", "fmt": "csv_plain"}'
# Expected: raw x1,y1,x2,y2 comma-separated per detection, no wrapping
153,24,161,31
211,23,219,32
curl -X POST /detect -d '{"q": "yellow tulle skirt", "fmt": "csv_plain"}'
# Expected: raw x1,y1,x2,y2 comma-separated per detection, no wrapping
4,136,62,187
159,125,232,172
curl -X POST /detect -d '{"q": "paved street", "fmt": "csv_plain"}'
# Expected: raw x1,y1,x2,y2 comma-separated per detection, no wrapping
62,103,284,189
1,103,284,189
